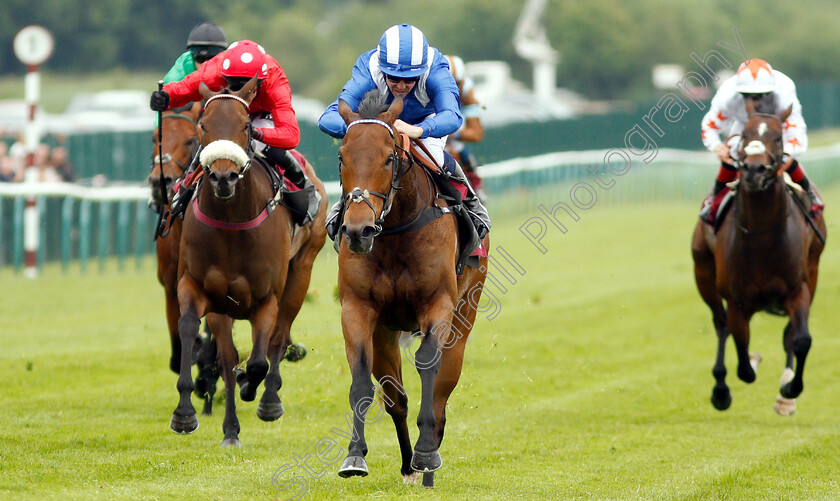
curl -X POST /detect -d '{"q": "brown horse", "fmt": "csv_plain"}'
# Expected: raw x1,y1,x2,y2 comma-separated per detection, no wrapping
171,77,327,446
149,102,221,414
334,90,489,486
691,100,827,415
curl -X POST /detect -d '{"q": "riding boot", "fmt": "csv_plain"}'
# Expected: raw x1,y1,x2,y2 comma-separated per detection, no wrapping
263,147,321,225
698,179,727,224
325,199,344,242
451,163,491,239
792,173,825,215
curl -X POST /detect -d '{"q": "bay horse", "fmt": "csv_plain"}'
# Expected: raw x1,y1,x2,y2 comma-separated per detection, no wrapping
149,102,219,415
691,99,827,415
171,77,327,446
334,90,489,487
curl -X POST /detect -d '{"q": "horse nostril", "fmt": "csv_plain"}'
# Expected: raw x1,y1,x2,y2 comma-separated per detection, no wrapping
225,172,239,185
361,226,377,239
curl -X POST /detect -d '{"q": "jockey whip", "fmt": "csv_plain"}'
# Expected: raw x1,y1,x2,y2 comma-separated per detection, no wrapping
154,80,167,241
787,185,826,245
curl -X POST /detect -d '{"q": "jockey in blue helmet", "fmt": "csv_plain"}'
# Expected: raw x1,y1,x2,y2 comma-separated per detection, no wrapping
319,23,491,241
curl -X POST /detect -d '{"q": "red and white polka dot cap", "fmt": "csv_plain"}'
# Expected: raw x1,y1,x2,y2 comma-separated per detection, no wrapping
221,40,269,79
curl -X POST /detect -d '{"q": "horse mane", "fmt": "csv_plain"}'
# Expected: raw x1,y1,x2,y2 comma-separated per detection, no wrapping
356,89,389,119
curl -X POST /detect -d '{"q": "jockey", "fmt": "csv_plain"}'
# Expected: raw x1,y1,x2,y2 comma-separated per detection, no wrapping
150,40,321,225
699,58,823,223
445,54,488,203
318,24,491,240
163,22,228,84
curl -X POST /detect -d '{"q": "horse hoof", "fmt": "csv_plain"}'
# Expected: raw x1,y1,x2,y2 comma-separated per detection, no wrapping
422,472,435,488
221,437,242,448
411,450,442,473
257,401,285,421
402,472,421,484
285,342,308,362
774,395,796,416
170,412,199,434
338,456,368,477
710,389,732,411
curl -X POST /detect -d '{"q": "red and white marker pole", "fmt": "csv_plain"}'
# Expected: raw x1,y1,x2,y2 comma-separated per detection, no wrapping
23,65,41,278
14,26,54,278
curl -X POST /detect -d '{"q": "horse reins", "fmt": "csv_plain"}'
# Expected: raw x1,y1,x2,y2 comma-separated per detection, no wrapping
154,80,166,241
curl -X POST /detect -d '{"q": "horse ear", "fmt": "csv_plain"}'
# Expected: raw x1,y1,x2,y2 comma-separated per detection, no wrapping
237,76,259,103
779,104,793,122
199,82,215,100
382,95,404,124
338,99,359,124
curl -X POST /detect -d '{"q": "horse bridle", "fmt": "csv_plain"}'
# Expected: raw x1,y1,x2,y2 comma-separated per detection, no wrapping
198,93,256,178
734,112,788,236
150,112,201,175
734,112,784,170
340,118,411,235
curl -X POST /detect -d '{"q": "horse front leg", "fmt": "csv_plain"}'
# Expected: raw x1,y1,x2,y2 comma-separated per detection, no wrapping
780,284,812,400
237,297,277,402
171,277,208,434
337,302,377,478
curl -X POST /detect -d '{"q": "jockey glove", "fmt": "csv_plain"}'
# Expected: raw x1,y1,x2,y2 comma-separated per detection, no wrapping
150,90,170,112
251,127,265,142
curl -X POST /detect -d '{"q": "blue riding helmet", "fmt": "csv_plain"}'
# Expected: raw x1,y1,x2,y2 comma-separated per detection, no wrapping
378,24,429,78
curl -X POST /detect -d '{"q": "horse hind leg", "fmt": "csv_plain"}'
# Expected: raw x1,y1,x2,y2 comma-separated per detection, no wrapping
257,323,289,422
258,248,321,421
194,318,221,416
210,315,242,447
780,289,812,401
236,299,276,402
371,328,415,483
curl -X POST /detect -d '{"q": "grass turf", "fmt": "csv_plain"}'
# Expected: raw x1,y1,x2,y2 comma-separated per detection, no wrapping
1,187,839,500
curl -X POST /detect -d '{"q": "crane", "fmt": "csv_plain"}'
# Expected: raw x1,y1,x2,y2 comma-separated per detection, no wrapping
513,0,559,101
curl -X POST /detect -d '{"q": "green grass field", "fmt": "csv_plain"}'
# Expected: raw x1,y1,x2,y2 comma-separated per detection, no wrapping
2,187,840,500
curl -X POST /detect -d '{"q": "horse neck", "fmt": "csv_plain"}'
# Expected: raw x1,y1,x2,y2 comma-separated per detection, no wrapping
384,161,430,226
735,178,788,232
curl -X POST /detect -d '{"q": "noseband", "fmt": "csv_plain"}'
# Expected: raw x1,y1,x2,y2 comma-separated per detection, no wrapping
198,94,256,178
341,119,409,235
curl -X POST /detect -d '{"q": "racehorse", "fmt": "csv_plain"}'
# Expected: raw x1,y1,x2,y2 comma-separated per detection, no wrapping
691,99,827,415
149,102,219,415
170,77,327,446
334,90,489,486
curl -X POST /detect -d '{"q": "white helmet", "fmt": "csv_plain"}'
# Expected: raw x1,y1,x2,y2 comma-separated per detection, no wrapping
735,59,775,93
446,55,466,83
